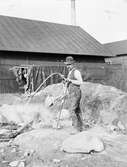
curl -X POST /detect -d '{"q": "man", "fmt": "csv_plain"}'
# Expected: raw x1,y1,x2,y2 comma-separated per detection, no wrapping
64,56,83,132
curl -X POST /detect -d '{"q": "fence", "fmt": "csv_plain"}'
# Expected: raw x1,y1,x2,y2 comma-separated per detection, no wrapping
0,64,68,93
79,63,127,92
0,63,127,93
0,64,19,93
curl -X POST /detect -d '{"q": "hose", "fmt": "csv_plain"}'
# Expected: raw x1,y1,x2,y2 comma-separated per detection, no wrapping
26,72,65,104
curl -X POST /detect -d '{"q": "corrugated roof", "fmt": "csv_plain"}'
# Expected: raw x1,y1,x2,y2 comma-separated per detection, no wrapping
104,40,127,56
0,15,113,56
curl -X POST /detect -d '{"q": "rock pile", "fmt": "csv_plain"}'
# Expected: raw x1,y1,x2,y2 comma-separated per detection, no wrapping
36,82,127,133
80,82,127,132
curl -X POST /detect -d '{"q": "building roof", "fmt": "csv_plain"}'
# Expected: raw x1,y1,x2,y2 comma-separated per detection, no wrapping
104,40,127,56
0,15,113,56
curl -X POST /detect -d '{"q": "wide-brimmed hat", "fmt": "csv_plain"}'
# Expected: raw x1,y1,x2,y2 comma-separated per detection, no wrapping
64,56,75,65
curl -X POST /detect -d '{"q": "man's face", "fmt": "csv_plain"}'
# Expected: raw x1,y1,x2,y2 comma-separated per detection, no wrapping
67,64,73,70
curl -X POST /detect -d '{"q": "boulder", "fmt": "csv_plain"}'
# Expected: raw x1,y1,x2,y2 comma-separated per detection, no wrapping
0,114,8,124
62,126,105,153
13,129,70,157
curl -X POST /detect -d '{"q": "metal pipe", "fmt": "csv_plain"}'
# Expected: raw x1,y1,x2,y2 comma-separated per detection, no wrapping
71,0,76,25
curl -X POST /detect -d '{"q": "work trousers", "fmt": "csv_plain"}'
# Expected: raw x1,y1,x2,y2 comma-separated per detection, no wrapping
68,84,83,131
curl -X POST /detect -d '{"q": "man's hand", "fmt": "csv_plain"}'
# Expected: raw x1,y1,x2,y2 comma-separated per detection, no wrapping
65,78,72,86
62,78,72,86
64,78,71,83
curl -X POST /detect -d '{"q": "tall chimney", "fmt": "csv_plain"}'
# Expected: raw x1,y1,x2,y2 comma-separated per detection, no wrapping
71,0,76,25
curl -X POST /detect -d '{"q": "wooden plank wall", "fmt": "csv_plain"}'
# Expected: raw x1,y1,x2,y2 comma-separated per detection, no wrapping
0,64,19,93
0,64,68,93
78,63,121,83
0,62,126,93
79,63,127,91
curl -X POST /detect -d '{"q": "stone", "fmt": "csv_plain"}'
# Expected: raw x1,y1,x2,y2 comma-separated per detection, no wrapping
118,121,125,130
9,160,19,167
18,162,25,167
11,148,16,153
62,127,105,153
45,95,54,107
24,149,34,157
13,129,70,157
53,159,61,163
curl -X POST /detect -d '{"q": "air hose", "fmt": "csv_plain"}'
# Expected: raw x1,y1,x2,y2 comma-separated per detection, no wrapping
26,72,65,104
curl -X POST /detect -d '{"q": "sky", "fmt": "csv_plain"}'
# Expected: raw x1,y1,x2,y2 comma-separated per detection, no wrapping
0,0,127,43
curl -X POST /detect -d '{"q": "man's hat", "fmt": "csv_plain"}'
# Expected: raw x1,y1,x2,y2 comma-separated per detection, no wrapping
64,56,75,65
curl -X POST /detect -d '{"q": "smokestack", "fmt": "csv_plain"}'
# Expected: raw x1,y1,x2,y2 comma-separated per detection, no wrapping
71,0,76,26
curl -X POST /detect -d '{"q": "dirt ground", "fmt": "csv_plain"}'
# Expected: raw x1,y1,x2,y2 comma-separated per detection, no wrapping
0,128,127,167
0,92,127,167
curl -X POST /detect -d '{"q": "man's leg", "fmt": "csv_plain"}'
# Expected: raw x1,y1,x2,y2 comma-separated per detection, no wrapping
75,106,83,131
69,88,83,131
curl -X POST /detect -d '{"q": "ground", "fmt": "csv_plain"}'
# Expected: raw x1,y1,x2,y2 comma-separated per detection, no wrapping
0,128,127,167
0,88,127,167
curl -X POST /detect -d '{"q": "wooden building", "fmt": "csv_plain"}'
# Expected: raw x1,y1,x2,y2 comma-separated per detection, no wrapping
104,40,127,92
0,15,113,93
104,40,127,64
